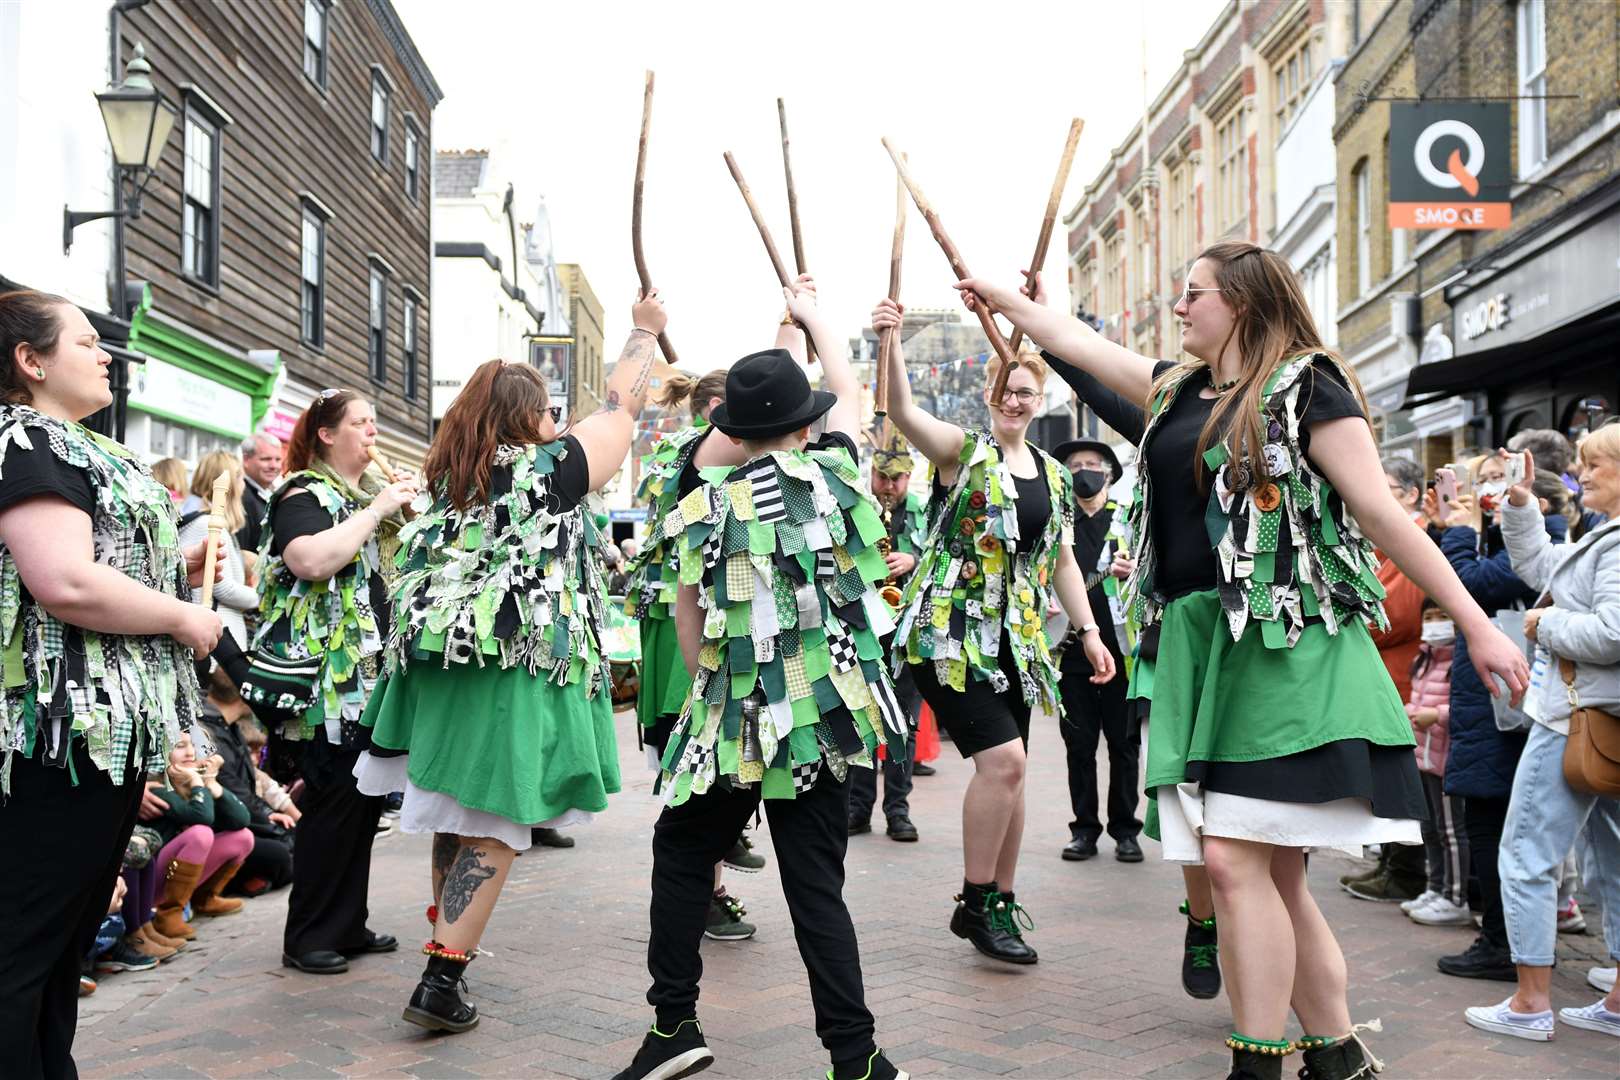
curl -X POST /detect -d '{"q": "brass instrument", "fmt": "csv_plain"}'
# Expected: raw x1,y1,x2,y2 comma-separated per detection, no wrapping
878,503,904,609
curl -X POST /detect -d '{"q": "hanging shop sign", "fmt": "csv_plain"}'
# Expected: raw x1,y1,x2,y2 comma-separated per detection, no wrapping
1389,102,1511,230
128,355,254,439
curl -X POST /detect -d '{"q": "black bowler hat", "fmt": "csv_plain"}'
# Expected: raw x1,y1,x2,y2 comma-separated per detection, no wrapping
1051,438,1123,482
708,349,837,440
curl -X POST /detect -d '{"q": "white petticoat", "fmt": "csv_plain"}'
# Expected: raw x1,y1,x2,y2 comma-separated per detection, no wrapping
1155,781,1422,864
353,752,593,852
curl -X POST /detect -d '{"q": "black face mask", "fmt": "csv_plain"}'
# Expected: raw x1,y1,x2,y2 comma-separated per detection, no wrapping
1072,469,1109,499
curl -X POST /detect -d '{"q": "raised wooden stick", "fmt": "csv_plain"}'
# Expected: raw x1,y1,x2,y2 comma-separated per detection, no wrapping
724,150,817,354
632,70,679,367
875,164,906,419
881,137,1018,405
198,471,229,612
1009,118,1084,354
776,98,816,363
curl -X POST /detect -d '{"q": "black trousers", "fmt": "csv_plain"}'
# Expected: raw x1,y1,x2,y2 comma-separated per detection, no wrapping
1465,795,1510,949
242,832,295,891
0,741,141,1080
848,666,922,824
279,728,383,956
647,768,875,1065
1058,667,1141,843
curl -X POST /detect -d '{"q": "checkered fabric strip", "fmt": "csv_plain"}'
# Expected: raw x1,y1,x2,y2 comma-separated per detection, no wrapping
827,632,859,672
790,758,821,795
701,524,724,568
747,462,787,523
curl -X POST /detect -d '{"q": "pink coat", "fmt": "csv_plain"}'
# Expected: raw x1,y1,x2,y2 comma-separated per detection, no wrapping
1405,642,1454,777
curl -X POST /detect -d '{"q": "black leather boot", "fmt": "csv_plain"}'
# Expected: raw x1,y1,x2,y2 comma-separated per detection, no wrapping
1297,1036,1376,1080
1226,1048,1284,1080
403,950,480,1033
949,880,1037,965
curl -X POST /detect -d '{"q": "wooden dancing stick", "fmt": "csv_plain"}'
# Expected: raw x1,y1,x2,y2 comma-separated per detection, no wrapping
1008,118,1084,354
776,98,816,363
881,137,1019,405
874,164,906,419
632,70,679,367
724,150,818,352
198,471,229,613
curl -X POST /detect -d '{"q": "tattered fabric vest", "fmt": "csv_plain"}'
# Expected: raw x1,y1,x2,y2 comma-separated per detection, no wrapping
625,420,709,623
387,441,609,698
894,431,1074,712
1124,352,1388,649
0,405,200,790
658,443,909,806
249,470,385,740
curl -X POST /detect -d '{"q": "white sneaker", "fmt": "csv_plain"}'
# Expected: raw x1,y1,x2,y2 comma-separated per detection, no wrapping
1589,967,1618,993
1464,998,1554,1042
1401,889,1440,914
1557,898,1587,934
1558,1000,1620,1038
1410,896,1475,927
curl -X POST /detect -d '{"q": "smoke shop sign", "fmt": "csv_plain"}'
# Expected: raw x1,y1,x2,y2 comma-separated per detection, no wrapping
1459,293,1511,340
1389,103,1511,230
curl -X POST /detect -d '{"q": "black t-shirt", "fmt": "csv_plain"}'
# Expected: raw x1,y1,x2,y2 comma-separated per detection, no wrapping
931,449,1051,547
0,436,97,517
676,427,717,501
1061,502,1123,671
1146,358,1363,600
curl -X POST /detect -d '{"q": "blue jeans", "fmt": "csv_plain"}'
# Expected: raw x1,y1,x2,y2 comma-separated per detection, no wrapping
1499,721,1620,966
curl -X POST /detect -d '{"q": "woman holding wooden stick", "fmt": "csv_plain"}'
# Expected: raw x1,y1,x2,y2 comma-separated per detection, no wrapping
955,243,1529,1079
871,294,1114,967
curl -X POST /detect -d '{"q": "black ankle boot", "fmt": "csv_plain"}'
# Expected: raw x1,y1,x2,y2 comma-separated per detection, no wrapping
403,949,480,1033
1225,1048,1284,1080
1181,901,1221,999
949,880,1037,965
1297,1037,1375,1080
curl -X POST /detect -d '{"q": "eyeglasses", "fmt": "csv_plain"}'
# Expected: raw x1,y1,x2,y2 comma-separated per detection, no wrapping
1179,286,1222,307
547,405,563,423
997,388,1040,406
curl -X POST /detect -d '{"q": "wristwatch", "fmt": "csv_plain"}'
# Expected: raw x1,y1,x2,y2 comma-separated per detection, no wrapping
1079,623,1100,635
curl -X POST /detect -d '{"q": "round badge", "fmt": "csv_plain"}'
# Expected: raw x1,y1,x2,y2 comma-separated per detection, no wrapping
1225,462,1253,496
1252,483,1281,512
949,540,964,558
1262,443,1290,476
1020,617,1037,638
969,491,986,509
977,535,1000,554
1267,418,1284,442
960,560,979,582
960,518,976,536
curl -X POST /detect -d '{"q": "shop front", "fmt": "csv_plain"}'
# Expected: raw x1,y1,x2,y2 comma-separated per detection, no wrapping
1405,189,1620,448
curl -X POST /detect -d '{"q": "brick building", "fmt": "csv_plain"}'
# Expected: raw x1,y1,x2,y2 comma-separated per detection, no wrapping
1064,0,1361,452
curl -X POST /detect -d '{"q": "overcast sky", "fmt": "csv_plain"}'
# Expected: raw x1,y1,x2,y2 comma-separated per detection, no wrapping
395,0,1225,374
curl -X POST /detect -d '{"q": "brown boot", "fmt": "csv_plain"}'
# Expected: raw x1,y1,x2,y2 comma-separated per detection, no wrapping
152,860,204,940
139,920,188,951
193,860,245,917
124,928,178,963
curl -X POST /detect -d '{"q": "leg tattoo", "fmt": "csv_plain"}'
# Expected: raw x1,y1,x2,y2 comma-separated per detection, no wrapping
433,833,459,884
441,844,498,924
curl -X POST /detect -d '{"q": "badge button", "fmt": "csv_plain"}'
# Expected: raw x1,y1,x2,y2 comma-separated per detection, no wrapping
1252,483,1282,512
1262,443,1291,476
960,518,976,536
1224,462,1253,497
960,560,979,582
969,491,987,509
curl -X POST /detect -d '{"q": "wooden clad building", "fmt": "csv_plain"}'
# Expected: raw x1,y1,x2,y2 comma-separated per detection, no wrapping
117,0,441,466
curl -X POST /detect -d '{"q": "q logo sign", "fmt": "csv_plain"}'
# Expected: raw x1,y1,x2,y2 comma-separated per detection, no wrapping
1388,103,1511,231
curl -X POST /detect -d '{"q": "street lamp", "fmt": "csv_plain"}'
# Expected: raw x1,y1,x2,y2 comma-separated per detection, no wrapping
62,43,178,258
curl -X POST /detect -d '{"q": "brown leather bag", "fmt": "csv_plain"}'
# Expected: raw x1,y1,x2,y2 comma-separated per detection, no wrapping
1559,657,1620,797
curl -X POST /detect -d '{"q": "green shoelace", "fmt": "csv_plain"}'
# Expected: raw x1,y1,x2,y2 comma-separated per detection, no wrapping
985,892,1035,935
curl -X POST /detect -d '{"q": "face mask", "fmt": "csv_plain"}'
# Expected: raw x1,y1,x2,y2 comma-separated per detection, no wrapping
1072,469,1109,499
1421,620,1455,646
1475,480,1507,513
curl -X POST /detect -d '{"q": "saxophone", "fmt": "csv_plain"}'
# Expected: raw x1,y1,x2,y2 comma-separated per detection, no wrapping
877,503,904,610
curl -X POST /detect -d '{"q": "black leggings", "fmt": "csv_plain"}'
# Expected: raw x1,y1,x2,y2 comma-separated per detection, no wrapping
910,635,1032,757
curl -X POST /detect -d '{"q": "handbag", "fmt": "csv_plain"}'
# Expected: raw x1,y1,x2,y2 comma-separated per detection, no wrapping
239,650,321,731
1559,657,1620,797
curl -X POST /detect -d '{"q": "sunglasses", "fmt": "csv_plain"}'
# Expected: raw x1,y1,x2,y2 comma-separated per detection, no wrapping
547,405,563,423
316,387,346,401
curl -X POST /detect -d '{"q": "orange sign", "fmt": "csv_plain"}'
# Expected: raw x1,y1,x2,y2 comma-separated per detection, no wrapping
1389,202,1512,229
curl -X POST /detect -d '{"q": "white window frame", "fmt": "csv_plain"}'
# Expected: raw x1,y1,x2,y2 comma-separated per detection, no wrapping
402,290,419,400
368,263,388,383
1215,107,1247,233
1517,0,1547,174
1354,163,1371,297
181,108,220,286
370,73,390,164
300,203,326,349
302,0,329,89
404,121,420,202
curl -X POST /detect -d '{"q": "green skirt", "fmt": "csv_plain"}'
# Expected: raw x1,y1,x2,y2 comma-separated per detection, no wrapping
636,615,693,730
361,661,620,825
1145,589,1414,797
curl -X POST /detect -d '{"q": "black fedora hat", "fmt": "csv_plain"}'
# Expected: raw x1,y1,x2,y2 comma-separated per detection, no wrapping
709,349,836,440
1051,438,1123,482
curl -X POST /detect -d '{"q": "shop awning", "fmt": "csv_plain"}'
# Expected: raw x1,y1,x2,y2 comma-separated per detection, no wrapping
1402,304,1620,408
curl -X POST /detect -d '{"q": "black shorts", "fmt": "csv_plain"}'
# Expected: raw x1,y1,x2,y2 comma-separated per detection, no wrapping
909,636,1032,758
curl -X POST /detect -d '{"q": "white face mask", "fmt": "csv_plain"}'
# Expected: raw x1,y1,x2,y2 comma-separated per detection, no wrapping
1421,620,1455,646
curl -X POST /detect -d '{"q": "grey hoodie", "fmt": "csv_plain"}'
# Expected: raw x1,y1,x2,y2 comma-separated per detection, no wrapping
1501,498,1620,733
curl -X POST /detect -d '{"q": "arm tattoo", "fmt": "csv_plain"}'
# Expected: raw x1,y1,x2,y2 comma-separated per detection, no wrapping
602,390,623,413
441,844,498,924
620,331,658,401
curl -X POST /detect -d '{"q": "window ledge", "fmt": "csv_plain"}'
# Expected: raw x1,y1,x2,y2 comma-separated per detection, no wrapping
180,272,222,298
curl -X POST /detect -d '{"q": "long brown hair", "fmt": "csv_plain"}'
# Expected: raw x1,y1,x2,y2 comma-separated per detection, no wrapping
655,368,727,420
284,388,362,473
423,360,552,511
0,290,72,405
1152,241,1368,486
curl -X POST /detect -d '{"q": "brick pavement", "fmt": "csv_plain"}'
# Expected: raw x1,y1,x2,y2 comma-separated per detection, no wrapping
75,710,1616,1079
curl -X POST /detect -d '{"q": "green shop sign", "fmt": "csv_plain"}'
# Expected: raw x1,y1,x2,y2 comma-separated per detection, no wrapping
126,285,281,437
